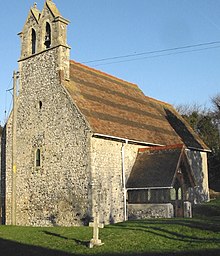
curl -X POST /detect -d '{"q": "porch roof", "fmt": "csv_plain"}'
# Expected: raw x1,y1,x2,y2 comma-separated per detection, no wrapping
126,145,195,189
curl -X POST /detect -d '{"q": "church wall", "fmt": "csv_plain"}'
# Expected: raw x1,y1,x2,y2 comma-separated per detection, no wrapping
5,48,91,226
186,149,209,203
90,137,141,224
3,115,13,225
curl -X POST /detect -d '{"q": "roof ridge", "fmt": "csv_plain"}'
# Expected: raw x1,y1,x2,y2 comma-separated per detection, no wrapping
70,60,140,89
139,143,184,153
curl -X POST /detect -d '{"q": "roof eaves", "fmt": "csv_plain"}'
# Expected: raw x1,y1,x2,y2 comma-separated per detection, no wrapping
138,143,184,153
93,133,164,146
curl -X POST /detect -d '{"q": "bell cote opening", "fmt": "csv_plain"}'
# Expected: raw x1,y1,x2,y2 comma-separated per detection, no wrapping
44,22,51,49
31,28,36,54
19,0,70,79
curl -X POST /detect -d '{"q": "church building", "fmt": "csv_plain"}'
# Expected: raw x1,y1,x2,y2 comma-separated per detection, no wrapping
0,0,210,226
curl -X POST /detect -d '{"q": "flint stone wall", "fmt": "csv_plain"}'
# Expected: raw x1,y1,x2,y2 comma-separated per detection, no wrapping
128,203,174,219
186,150,209,203
90,137,143,224
5,48,91,226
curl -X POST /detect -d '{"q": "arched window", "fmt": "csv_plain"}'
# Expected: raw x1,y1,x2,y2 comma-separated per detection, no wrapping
44,22,51,48
31,28,36,54
36,149,41,167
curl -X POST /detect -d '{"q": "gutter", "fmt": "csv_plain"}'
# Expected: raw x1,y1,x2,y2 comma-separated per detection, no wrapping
92,133,164,147
127,187,173,190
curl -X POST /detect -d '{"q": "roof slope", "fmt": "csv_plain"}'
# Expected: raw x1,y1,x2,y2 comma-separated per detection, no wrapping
63,61,209,150
126,146,183,188
145,97,209,150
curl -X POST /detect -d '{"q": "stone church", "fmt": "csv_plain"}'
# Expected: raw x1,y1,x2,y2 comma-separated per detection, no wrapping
0,0,210,226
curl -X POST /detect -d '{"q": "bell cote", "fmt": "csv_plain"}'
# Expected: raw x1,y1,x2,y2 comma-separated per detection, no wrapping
18,0,70,60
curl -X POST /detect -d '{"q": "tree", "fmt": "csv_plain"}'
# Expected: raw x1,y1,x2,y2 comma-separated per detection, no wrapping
211,93,220,129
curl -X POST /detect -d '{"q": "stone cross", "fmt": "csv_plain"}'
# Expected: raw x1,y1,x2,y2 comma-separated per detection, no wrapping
89,214,104,248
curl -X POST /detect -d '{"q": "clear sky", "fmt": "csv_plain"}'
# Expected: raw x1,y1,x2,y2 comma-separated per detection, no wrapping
0,0,220,125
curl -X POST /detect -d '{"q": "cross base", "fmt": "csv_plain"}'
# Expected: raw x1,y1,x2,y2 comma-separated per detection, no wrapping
89,238,104,248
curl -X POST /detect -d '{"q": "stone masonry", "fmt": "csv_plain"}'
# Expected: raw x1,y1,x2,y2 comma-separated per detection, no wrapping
5,47,91,226
90,137,142,223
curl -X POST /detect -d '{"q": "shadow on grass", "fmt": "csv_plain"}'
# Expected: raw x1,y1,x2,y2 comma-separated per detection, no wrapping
113,218,220,242
193,198,220,218
194,204,220,218
1,236,220,256
0,237,73,256
43,230,90,246
116,217,220,233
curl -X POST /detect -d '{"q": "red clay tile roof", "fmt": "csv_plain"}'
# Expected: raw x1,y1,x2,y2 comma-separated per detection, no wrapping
63,60,209,150
146,97,209,150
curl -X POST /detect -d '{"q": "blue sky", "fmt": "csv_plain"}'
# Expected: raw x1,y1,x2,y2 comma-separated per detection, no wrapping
0,0,220,125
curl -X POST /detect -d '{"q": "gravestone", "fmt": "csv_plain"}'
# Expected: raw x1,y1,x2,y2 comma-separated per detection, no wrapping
89,214,104,248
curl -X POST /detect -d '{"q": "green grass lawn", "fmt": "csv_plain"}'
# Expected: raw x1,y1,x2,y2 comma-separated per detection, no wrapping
0,199,220,256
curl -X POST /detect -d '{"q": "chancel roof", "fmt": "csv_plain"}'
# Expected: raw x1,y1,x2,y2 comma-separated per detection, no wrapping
63,60,209,150
126,145,196,189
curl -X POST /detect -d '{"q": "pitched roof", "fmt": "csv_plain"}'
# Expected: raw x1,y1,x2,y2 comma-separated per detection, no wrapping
145,97,209,150
45,0,61,18
126,145,196,189
30,6,41,22
63,60,209,150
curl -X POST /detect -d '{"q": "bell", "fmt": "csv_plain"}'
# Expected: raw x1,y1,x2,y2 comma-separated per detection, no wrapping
44,34,51,48
45,34,50,42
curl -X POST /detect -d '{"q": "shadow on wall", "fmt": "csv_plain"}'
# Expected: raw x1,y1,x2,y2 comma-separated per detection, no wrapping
0,126,6,225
